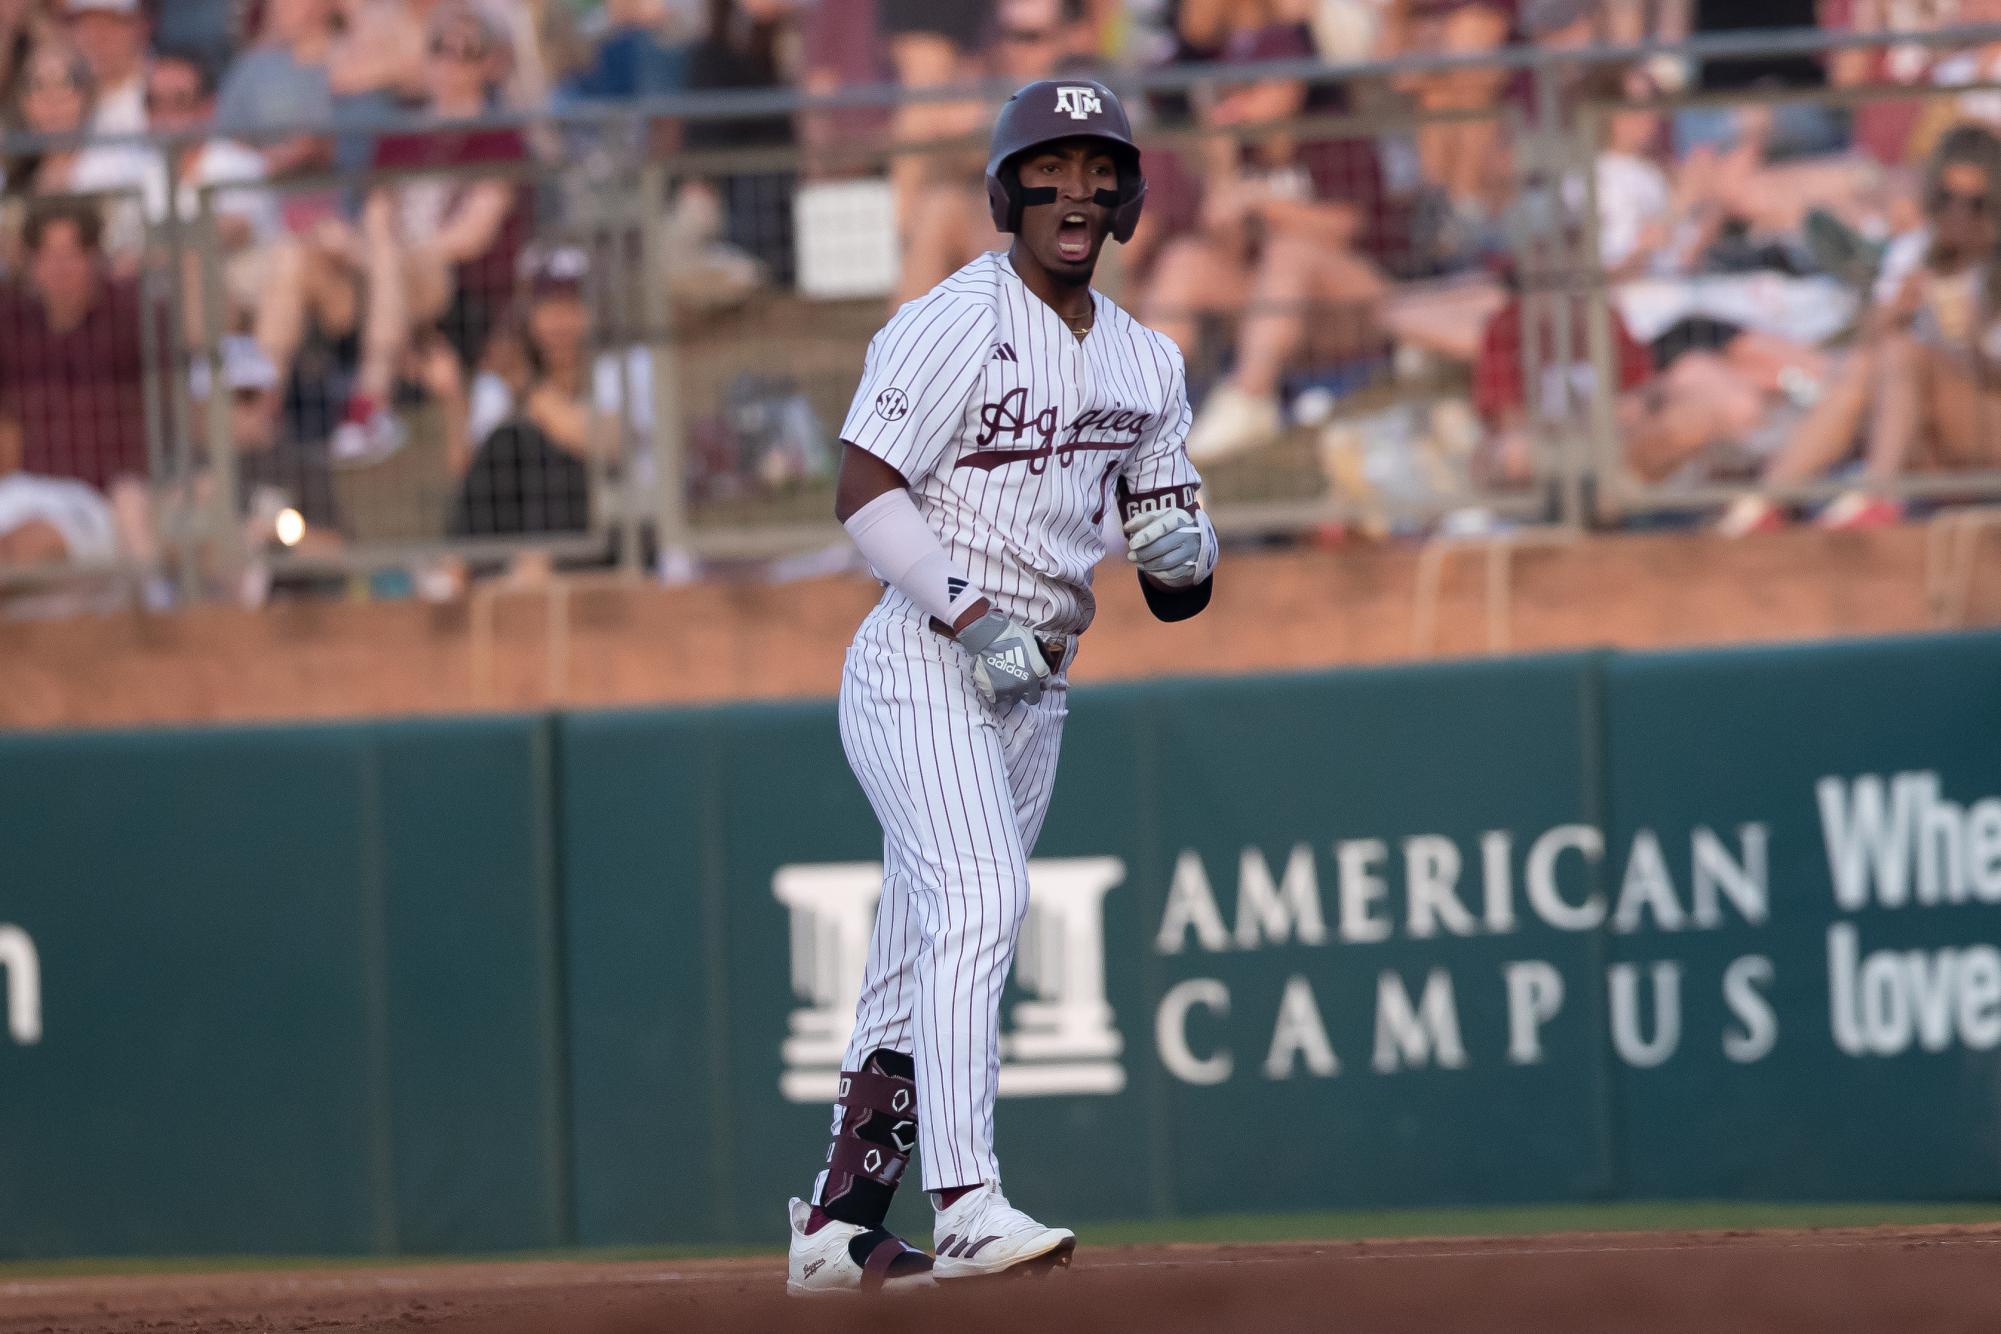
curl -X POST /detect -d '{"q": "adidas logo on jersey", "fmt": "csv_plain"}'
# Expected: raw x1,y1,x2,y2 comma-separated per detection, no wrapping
991,342,1017,363
947,576,970,601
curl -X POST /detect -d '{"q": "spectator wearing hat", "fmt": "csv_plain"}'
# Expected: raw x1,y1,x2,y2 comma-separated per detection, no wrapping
332,0,547,115
450,247,610,546
368,1,530,368
61,0,147,137
460,244,652,487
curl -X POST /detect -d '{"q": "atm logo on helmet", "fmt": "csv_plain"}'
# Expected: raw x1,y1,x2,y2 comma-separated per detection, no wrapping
1055,86,1103,120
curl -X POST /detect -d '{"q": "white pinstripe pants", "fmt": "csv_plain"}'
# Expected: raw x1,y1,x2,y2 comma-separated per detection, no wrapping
826,593,1068,1194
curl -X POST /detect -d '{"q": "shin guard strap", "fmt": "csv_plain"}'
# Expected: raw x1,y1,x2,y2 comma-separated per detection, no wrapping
838,1069,916,1118
828,1135,908,1188
856,1231,931,1287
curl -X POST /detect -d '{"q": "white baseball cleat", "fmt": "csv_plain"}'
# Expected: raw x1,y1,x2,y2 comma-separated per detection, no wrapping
931,1182,1076,1279
785,1197,936,1296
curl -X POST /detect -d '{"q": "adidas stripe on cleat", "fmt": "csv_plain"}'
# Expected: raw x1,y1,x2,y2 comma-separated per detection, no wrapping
932,1183,1075,1279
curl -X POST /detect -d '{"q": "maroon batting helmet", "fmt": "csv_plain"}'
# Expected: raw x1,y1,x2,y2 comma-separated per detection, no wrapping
985,78,1147,244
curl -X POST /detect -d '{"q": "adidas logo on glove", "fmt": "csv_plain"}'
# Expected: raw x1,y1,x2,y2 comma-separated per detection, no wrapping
959,611,1046,708
989,648,1030,681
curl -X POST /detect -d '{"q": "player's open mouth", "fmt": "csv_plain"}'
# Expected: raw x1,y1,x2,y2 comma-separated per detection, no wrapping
1056,212,1092,260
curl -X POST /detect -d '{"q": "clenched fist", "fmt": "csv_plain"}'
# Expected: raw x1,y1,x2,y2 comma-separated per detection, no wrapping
956,610,1050,709
1123,507,1205,587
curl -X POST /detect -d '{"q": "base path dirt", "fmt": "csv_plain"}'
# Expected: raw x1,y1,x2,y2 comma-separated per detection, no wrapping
6,1225,2000,1333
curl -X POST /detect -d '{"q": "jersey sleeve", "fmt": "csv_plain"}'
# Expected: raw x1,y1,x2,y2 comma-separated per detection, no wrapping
839,293,990,485
1119,334,1202,511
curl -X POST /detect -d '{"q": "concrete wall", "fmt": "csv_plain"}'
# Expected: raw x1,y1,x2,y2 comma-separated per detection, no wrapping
1,527,1992,730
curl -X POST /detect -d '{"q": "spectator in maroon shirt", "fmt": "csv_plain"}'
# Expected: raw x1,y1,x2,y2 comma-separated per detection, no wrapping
1470,190,1769,491
0,202,155,493
304,1,526,456
1470,263,1655,488
368,1,528,367
1140,22,1394,460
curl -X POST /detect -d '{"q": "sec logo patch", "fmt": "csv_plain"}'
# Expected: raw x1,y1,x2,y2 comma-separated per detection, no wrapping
875,389,910,421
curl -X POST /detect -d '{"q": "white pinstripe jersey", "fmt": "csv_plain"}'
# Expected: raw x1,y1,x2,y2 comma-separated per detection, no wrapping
840,251,1202,638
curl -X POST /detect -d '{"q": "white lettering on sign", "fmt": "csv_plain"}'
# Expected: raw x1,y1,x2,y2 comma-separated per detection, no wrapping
1722,954,1778,1063
1504,960,1565,1065
1828,923,2001,1057
1233,844,1325,949
0,925,41,1045
1264,976,1339,1080
1609,961,1682,1068
1819,772,2001,910
1150,825,1769,957
1372,969,1466,1073
1156,978,1232,1085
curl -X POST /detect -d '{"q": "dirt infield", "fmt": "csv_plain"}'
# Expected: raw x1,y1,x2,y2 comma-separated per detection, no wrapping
6,1224,2001,1334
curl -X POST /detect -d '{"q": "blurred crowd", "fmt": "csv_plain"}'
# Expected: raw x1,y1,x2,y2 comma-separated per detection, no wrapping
2,0,2001,615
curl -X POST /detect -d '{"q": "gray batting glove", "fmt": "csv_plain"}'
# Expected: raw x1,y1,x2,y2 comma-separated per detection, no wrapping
1123,507,1205,587
957,610,1049,709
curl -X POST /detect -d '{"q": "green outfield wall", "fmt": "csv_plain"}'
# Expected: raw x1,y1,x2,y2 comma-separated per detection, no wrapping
0,717,569,1258
2,633,1999,1257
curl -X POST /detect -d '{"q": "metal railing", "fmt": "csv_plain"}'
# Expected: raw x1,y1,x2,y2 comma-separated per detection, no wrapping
3,25,2001,614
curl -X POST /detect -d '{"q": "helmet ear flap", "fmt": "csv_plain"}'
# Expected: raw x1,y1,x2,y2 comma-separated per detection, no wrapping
1109,151,1146,243
985,174,1017,234
1112,177,1147,244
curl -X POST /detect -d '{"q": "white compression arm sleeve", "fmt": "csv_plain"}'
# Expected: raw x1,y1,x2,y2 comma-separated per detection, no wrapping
843,488,990,628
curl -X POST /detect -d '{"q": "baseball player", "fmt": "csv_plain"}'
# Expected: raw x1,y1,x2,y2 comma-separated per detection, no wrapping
786,78,1219,1294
